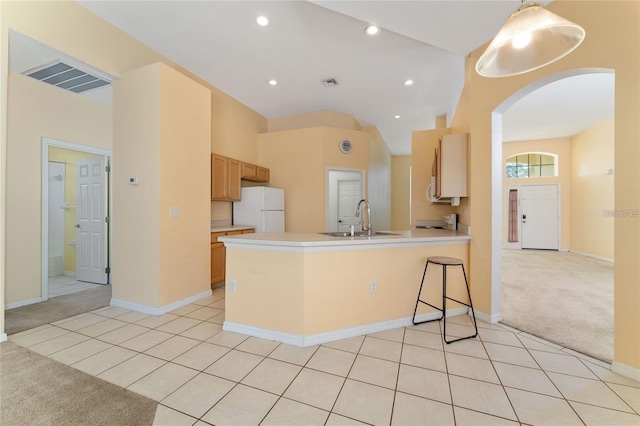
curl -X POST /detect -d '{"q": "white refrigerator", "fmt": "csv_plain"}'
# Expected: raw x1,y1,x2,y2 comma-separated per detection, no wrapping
233,187,285,232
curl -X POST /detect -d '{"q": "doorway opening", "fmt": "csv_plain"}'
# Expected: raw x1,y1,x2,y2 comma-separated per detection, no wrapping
42,138,112,301
326,169,365,232
492,70,615,361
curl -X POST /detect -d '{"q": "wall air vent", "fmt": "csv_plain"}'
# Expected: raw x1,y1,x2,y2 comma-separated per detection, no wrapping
322,78,338,87
23,61,111,93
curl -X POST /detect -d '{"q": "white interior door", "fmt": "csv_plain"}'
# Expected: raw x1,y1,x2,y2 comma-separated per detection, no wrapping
337,179,362,232
76,157,108,284
521,184,559,250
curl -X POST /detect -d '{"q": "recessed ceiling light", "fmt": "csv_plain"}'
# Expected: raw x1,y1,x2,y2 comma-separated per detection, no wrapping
268,79,278,86
365,25,380,36
394,115,401,119
257,16,269,26
404,80,415,86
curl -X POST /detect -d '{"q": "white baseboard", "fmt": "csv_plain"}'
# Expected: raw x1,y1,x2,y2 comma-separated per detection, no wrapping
110,289,213,316
5,297,43,310
63,271,76,277
0,333,7,343
611,361,640,382
569,250,613,263
474,309,502,324
224,307,469,347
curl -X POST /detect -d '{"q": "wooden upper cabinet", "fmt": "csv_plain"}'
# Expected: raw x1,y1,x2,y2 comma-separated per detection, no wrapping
241,161,270,183
228,158,241,201
211,154,241,201
213,155,270,200
211,154,228,200
257,166,270,183
436,133,468,198
241,162,257,180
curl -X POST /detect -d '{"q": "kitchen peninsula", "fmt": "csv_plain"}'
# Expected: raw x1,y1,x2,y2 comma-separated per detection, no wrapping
219,229,471,346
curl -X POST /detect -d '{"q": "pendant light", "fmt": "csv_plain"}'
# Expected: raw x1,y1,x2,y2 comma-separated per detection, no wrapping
476,2,585,78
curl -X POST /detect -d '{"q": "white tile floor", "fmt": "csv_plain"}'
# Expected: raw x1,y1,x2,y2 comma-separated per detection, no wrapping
47,275,105,298
9,286,640,425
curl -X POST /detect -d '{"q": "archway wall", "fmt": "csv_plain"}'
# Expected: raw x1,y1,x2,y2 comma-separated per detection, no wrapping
449,1,639,372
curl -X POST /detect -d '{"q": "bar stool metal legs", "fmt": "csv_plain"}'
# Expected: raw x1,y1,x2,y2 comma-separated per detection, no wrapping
412,256,478,344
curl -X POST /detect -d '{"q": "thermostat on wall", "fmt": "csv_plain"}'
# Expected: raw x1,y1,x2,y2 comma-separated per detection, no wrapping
129,177,139,185
339,139,352,154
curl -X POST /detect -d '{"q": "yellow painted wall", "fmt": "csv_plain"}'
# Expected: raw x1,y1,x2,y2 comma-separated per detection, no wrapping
113,63,211,308
48,147,101,272
570,118,614,259
258,126,369,232
158,64,211,305
5,73,111,305
362,125,392,230
210,89,267,163
502,138,572,249
112,64,161,306
391,155,411,230
458,1,639,370
411,129,457,225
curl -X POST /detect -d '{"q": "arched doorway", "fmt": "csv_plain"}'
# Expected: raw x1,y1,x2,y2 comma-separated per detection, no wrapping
490,69,615,360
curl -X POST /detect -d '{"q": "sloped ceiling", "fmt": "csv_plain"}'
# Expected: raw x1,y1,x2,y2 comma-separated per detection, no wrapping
11,1,614,154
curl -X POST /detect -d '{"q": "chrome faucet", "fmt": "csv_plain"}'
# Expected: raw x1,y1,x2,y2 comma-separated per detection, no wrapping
355,199,372,235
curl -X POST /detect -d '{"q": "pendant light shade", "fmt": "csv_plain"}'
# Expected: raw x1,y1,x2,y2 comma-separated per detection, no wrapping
476,2,585,78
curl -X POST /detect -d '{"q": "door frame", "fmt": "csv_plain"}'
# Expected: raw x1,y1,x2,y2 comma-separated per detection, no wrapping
41,137,112,301
326,168,365,232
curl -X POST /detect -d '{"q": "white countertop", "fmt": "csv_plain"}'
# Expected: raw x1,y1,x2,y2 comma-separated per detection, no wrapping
219,228,470,250
211,225,254,233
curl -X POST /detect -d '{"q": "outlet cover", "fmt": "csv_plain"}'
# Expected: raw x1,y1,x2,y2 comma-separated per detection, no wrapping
370,281,377,293
229,279,237,292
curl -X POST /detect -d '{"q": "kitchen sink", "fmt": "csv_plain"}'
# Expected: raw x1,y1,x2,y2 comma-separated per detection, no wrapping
319,231,400,237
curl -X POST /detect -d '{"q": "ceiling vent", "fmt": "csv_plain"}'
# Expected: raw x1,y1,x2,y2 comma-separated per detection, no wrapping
321,78,338,87
23,60,111,94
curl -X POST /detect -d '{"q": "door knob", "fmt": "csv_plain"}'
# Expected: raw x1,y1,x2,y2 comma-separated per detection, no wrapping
75,224,80,228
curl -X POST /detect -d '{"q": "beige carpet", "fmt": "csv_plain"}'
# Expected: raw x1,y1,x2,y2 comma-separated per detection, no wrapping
0,341,157,425
4,285,111,335
501,249,614,362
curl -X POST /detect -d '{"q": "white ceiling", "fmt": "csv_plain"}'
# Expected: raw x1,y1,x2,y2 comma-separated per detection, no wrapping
12,1,614,154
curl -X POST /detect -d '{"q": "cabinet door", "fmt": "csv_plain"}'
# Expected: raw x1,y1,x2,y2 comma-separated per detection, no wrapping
211,242,225,286
241,162,257,180
228,158,241,201
257,166,270,183
211,154,228,200
439,133,468,197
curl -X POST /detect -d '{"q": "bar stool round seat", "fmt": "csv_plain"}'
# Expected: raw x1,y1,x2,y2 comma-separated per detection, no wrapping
426,256,464,266
412,256,478,344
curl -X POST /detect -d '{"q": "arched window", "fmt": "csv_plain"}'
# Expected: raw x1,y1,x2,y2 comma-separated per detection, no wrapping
506,152,557,178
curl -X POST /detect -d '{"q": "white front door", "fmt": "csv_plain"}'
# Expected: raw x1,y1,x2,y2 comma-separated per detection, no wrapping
337,179,362,232
76,157,108,284
521,184,559,250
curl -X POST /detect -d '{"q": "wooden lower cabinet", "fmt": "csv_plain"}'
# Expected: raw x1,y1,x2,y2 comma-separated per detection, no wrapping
210,242,225,285
211,229,254,288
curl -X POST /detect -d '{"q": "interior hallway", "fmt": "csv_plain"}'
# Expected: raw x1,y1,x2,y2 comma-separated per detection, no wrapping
7,286,639,425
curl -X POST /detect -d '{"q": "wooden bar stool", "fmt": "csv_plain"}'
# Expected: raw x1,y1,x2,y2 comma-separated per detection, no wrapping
412,256,478,344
